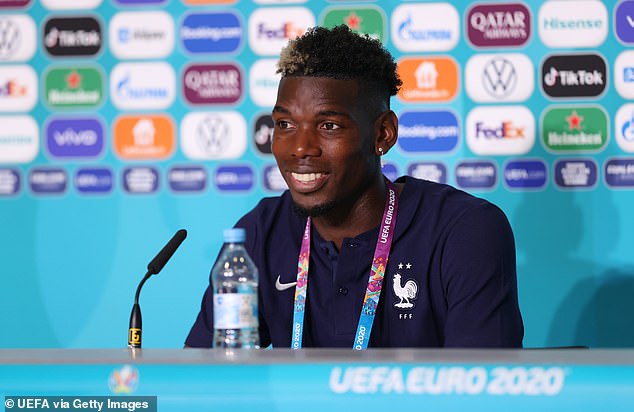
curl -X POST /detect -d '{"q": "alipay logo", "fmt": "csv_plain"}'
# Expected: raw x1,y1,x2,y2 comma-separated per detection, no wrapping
181,12,242,54
538,1,607,48
466,106,535,155
391,3,459,52
110,62,175,110
215,165,254,192
614,51,634,99
554,159,597,189
248,7,314,55
397,110,459,153
109,11,174,59
465,54,533,102
0,15,36,62
181,111,246,160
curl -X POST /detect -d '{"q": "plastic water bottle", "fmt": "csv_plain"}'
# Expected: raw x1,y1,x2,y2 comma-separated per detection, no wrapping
212,228,259,348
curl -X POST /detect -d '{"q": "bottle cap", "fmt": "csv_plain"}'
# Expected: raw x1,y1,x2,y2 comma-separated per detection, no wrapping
223,228,246,243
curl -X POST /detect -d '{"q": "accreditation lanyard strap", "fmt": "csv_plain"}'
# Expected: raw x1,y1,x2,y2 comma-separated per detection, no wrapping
290,180,399,350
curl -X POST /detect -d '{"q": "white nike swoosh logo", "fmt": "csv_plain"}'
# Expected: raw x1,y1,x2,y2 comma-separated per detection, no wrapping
275,275,297,291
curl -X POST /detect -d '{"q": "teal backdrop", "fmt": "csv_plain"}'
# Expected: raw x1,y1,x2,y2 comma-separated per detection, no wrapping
1,0,633,349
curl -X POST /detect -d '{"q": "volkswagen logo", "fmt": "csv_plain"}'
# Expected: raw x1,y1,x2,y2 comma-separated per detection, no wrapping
482,57,517,99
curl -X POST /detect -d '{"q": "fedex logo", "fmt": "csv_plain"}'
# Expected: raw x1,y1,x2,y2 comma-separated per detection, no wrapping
475,121,525,139
248,7,314,55
257,22,304,40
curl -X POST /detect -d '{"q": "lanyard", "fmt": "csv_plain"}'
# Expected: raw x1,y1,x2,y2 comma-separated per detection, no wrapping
291,179,399,350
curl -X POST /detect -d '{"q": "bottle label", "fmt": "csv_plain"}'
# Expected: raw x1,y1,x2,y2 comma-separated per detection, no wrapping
213,293,258,329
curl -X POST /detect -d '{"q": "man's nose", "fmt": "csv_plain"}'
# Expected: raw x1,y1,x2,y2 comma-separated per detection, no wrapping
291,127,321,158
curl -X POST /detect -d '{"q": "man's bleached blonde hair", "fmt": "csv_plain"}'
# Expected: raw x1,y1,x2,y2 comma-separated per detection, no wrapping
277,25,401,104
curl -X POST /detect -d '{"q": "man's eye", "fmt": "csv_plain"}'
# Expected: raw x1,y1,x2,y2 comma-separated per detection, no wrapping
321,122,340,130
276,120,291,129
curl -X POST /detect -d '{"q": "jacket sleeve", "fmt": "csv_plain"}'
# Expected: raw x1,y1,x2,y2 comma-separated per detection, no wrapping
441,202,524,347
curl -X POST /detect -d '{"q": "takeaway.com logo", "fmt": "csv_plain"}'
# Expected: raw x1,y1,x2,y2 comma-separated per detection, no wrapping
248,8,314,55
397,56,459,102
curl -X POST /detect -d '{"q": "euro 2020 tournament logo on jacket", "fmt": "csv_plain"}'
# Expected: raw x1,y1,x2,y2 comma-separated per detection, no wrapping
541,54,607,98
467,3,531,47
0,15,36,62
397,110,459,153
44,16,102,57
181,12,242,54
46,117,104,159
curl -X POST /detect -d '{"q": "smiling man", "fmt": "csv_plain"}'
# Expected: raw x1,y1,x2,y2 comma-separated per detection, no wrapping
186,25,524,348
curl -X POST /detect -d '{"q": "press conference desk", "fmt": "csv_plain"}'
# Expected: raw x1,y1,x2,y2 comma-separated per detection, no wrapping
1,349,633,411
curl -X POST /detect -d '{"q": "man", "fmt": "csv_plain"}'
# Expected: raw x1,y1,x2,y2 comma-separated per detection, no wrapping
186,25,524,348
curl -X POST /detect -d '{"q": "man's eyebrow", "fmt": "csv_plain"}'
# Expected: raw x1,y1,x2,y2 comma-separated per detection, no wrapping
317,110,352,119
272,106,290,114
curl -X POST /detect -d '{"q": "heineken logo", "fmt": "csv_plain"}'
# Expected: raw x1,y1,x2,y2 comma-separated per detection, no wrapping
541,106,608,152
44,67,103,108
322,6,386,42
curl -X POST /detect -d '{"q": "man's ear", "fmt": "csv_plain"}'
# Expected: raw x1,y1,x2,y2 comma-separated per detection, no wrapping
374,110,398,156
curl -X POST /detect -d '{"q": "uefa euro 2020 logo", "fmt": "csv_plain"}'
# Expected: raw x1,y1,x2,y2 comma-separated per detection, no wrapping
108,365,139,394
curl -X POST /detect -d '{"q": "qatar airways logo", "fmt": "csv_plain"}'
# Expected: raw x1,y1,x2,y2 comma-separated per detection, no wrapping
183,63,242,105
248,8,314,55
467,3,530,47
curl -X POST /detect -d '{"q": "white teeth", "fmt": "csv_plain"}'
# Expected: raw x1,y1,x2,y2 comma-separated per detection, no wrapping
291,172,323,183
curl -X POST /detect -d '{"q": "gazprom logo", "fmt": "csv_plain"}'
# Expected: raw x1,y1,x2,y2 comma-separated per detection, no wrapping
391,3,459,52
110,62,175,110
181,12,242,54
397,110,459,153
215,165,254,192
46,117,104,159
504,159,547,190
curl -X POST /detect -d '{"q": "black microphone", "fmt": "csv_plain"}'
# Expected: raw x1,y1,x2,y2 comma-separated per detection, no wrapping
128,229,187,349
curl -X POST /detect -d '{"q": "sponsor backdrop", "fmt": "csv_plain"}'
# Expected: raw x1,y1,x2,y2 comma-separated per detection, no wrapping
0,0,633,349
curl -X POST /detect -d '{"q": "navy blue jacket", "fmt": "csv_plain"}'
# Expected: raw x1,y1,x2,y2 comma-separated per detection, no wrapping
186,176,524,348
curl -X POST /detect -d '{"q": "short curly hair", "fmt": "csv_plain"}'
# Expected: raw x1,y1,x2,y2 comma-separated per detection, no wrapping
277,25,401,105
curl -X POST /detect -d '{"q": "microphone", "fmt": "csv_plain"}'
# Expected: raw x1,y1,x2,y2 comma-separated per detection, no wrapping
128,229,187,349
